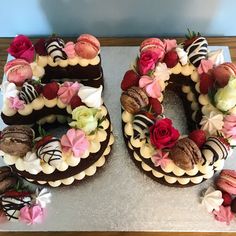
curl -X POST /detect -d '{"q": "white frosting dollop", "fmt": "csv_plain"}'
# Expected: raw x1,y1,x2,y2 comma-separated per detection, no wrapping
176,47,188,65
201,186,223,213
33,188,51,208
200,111,224,135
78,85,103,108
23,152,42,175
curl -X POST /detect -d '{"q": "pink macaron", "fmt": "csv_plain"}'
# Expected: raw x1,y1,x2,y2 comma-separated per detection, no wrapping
4,59,33,86
140,38,165,60
75,34,100,59
212,62,236,88
216,169,236,195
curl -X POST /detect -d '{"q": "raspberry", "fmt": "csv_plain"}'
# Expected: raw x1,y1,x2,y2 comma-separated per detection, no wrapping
121,70,140,91
189,129,206,148
163,50,179,68
199,73,214,94
70,95,83,110
222,192,232,206
42,82,59,100
149,97,163,115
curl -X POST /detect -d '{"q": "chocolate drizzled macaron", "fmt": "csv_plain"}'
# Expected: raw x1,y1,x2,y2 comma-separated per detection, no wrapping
120,86,149,114
170,138,203,171
0,166,17,194
0,125,34,157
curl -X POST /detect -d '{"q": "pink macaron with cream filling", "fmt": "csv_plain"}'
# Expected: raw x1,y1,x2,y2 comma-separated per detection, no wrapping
75,34,100,59
216,169,236,195
4,59,33,86
212,62,236,88
140,38,165,61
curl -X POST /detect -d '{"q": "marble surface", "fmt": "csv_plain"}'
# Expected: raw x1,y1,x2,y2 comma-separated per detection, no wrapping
0,46,236,232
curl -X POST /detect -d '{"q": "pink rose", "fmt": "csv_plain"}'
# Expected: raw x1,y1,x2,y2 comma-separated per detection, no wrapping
149,118,180,149
138,50,161,75
7,35,34,62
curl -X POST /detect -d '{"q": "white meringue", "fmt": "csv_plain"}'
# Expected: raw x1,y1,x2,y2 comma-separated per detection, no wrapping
153,62,170,81
1,81,19,100
23,152,42,175
201,186,223,213
200,111,224,135
30,62,45,78
78,85,103,108
208,49,224,66
176,47,188,66
34,188,52,208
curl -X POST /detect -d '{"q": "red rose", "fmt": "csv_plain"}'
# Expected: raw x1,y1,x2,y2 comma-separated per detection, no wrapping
7,35,34,62
149,118,180,149
138,49,163,75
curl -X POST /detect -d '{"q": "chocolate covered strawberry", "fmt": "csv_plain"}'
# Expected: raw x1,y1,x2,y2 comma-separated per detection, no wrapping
35,135,53,150
42,81,59,100
121,70,140,91
184,29,201,50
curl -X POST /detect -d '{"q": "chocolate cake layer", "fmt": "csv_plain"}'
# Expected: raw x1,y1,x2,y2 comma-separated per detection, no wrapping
40,55,103,88
11,123,112,182
1,107,69,125
122,121,209,187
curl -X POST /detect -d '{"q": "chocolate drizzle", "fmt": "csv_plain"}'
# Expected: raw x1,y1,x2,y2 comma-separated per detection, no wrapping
19,82,38,104
201,137,228,165
186,37,208,67
45,38,67,62
36,139,62,166
133,114,154,139
1,196,31,220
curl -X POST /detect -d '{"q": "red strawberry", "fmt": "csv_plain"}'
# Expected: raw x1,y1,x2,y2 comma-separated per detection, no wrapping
149,97,163,115
42,82,59,100
121,70,140,91
4,190,31,198
199,73,214,94
222,192,232,206
35,135,53,149
140,111,156,121
27,79,43,94
184,29,201,50
189,129,206,148
163,50,179,68
70,95,83,110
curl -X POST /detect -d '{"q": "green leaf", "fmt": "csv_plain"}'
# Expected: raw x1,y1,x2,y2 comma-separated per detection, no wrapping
207,87,217,107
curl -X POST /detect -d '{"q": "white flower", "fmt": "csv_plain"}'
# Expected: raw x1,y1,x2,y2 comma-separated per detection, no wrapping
78,85,103,108
1,81,19,100
201,186,223,213
200,111,224,135
23,152,42,175
34,188,51,208
153,62,170,82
